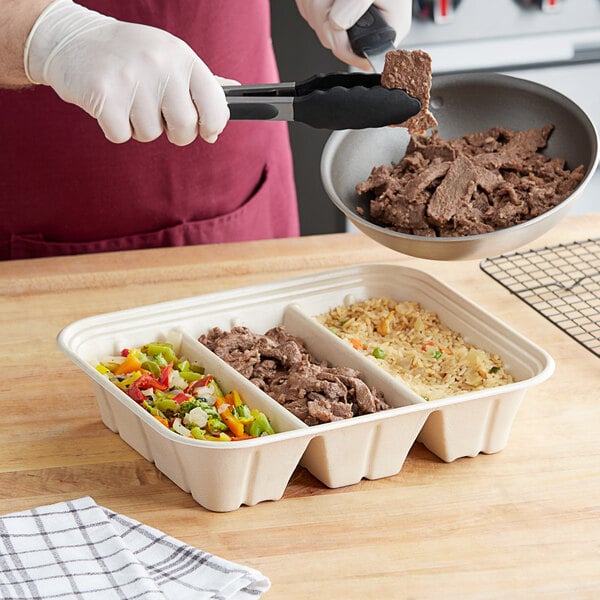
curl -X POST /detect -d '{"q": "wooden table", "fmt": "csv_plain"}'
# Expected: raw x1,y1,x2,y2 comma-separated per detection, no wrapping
1,214,599,599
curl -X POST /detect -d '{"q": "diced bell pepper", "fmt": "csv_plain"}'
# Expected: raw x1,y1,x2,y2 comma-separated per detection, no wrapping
113,352,143,375
190,427,206,440
142,342,177,364
215,396,245,437
153,398,181,415
249,410,274,437
95,364,111,376
141,360,161,378
207,418,228,435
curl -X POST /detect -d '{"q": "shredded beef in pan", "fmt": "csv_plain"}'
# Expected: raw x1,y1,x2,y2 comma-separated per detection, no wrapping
355,126,585,237
198,326,389,426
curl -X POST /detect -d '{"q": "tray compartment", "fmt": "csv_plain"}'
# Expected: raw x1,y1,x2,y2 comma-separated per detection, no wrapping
417,391,526,462
280,303,429,486
65,329,311,512
298,407,431,487
185,303,426,489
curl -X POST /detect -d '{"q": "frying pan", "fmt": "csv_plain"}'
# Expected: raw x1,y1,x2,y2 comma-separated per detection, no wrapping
321,72,599,260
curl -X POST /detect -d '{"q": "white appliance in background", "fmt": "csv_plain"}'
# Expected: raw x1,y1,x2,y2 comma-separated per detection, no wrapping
401,0,600,215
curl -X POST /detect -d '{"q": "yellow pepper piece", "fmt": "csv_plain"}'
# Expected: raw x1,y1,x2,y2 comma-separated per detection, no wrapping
215,396,244,437
113,352,143,375
231,389,242,407
115,371,143,390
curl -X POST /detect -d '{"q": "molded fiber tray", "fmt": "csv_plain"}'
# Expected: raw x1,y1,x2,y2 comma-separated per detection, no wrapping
57,265,554,512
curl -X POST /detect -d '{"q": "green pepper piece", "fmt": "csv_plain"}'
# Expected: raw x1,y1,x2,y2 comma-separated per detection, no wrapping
141,401,163,419
207,418,228,435
143,343,177,364
152,353,168,367
190,427,206,440
235,403,253,423
154,398,181,415
208,377,224,398
249,412,275,437
178,371,205,382
141,360,161,378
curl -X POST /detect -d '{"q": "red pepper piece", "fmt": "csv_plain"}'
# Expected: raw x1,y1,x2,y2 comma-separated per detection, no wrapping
159,363,173,387
186,375,214,394
135,374,168,391
172,392,192,404
128,384,146,404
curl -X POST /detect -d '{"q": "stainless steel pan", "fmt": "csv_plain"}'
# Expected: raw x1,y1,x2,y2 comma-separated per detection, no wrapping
321,72,599,260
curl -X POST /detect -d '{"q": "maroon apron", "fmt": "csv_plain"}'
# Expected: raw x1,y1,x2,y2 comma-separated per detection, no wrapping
0,1,299,260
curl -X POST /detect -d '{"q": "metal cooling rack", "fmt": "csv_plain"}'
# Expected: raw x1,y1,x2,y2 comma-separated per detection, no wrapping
480,238,600,357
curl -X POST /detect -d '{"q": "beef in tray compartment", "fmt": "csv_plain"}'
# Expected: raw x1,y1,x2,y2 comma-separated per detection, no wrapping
198,325,389,426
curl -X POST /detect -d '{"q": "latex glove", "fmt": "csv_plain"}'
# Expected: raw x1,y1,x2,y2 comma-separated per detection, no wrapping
295,0,412,71
24,0,230,145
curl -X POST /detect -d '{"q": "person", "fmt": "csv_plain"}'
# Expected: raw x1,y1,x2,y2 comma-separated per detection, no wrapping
0,0,411,260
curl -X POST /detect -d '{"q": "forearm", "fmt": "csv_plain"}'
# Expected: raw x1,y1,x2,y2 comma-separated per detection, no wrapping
0,0,55,87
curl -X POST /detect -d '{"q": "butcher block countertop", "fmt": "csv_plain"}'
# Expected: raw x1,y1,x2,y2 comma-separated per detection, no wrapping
1,213,599,599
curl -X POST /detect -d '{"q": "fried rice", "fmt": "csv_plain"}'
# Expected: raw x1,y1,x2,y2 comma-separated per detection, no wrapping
316,297,513,401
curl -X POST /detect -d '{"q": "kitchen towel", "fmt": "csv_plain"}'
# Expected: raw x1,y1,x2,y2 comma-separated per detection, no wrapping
0,496,270,600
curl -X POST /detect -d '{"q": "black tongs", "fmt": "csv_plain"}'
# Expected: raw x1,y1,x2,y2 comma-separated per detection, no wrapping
223,72,421,130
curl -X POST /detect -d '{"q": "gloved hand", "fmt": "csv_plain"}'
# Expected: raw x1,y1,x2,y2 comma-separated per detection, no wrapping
24,0,230,145
295,0,412,71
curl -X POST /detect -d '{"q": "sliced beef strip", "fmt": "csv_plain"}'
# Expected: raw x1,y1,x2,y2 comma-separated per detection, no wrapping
407,130,458,162
404,160,451,203
381,49,438,134
369,196,434,235
198,325,389,426
307,396,354,424
282,398,311,423
472,125,554,170
355,165,393,196
426,154,503,226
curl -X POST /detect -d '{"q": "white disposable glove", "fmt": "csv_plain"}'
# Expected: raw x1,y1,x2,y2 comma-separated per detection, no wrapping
24,0,230,145
295,0,412,71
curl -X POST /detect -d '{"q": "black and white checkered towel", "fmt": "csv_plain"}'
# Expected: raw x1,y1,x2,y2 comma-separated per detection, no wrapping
0,496,270,599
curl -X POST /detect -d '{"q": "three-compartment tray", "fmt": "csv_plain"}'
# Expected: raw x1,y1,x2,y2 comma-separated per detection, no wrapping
57,264,554,512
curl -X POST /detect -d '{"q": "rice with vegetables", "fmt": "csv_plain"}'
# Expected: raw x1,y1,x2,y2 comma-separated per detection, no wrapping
316,297,513,400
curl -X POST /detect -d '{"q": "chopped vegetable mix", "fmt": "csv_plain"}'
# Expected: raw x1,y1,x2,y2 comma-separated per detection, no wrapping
96,342,275,442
